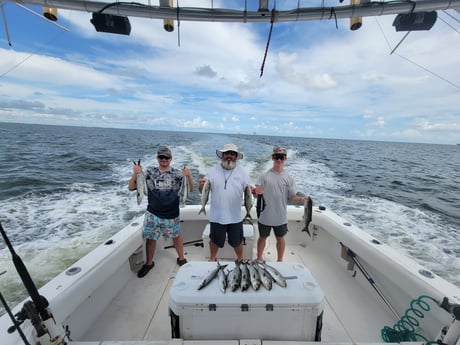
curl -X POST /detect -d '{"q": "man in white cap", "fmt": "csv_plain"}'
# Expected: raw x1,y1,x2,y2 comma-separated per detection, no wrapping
253,146,307,262
128,145,194,278
199,143,252,262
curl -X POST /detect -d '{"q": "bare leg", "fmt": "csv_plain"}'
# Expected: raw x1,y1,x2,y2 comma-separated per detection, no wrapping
145,239,156,265
209,240,218,261
173,234,185,261
234,243,243,262
275,236,285,262
257,236,267,262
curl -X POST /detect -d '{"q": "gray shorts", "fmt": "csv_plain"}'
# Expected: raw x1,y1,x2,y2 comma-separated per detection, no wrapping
258,222,288,238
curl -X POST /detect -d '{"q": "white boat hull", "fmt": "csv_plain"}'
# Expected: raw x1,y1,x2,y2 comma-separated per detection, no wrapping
1,205,459,345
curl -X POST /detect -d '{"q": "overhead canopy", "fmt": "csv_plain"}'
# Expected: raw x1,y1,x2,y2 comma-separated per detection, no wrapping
4,0,460,23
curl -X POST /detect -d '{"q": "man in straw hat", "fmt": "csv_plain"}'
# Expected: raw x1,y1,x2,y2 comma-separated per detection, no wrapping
199,143,252,263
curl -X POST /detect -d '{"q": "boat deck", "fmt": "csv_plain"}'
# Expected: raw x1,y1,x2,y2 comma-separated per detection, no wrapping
78,233,398,345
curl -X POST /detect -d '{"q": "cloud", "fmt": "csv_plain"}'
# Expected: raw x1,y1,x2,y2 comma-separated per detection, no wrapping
1,4,459,144
194,65,217,78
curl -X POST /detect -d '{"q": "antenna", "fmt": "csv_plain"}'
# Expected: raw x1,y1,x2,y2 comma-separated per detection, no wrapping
15,3,69,31
1,2,12,45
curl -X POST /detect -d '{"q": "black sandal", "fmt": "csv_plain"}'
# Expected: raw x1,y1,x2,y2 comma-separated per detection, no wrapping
176,258,188,266
137,262,154,278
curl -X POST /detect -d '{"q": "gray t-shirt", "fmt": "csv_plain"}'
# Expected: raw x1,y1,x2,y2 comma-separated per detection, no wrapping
256,168,296,226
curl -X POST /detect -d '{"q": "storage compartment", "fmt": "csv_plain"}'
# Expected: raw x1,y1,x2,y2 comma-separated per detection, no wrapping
202,223,255,260
128,245,145,272
169,261,324,341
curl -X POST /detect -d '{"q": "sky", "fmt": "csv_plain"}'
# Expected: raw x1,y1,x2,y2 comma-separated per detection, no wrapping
0,0,459,144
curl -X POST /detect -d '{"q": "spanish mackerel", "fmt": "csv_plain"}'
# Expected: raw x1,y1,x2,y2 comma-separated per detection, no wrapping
197,262,227,290
253,261,272,290
230,261,242,292
240,261,250,291
199,179,211,215
133,160,147,205
247,261,261,291
179,173,190,205
262,262,287,288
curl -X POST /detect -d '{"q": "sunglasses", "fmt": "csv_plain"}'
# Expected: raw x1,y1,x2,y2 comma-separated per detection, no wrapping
223,151,237,156
158,155,171,160
272,154,286,160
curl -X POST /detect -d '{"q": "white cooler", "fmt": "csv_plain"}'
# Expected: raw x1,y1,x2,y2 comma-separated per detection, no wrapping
202,223,255,260
169,261,324,341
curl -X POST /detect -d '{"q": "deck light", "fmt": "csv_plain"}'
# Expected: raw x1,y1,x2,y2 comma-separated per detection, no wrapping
350,0,362,31
43,7,58,21
161,0,174,32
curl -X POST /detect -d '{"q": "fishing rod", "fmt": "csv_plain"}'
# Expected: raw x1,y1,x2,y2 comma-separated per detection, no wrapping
0,223,49,323
0,286,31,345
340,242,400,319
0,222,67,345
164,239,203,249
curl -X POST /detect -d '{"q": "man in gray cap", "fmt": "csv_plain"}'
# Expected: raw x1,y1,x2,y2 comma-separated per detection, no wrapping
199,143,252,263
253,146,307,262
128,145,194,277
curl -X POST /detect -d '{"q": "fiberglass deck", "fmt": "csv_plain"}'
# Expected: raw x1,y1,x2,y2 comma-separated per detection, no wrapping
79,234,397,344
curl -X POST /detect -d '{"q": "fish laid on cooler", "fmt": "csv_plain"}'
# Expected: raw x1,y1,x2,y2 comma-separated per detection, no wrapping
247,261,261,291
262,262,287,288
244,186,253,219
230,261,242,292
218,267,229,293
253,261,273,290
197,262,228,290
199,179,211,215
240,261,250,291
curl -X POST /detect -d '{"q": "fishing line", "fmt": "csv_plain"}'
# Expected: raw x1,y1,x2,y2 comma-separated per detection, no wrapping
0,6,69,79
374,17,460,90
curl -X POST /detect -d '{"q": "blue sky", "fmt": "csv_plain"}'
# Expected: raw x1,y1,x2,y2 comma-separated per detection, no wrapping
0,0,459,144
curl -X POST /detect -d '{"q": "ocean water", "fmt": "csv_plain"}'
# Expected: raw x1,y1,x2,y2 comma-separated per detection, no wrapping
0,122,459,314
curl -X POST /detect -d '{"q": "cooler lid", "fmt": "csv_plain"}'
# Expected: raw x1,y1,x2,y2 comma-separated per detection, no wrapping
169,261,324,309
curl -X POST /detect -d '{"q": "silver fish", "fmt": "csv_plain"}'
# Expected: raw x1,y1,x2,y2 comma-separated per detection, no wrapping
199,179,211,215
240,261,250,291
304,196,313,237
247,261,261,291
218,268,229,293
179,173,190,205
230,262,242,292
197,262,227,290
262,262,287,288
297,192,312,237
254,262,272,290
136,171,147,205
244,186,253,219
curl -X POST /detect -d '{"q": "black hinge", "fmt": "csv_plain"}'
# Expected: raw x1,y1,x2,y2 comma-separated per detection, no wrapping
241,304,249,311
209,304,216,311
265,304,274,311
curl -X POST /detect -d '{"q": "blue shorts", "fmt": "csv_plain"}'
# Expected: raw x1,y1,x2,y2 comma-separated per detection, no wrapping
258,222,288,238
210,222,243,248
143,211,181,240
